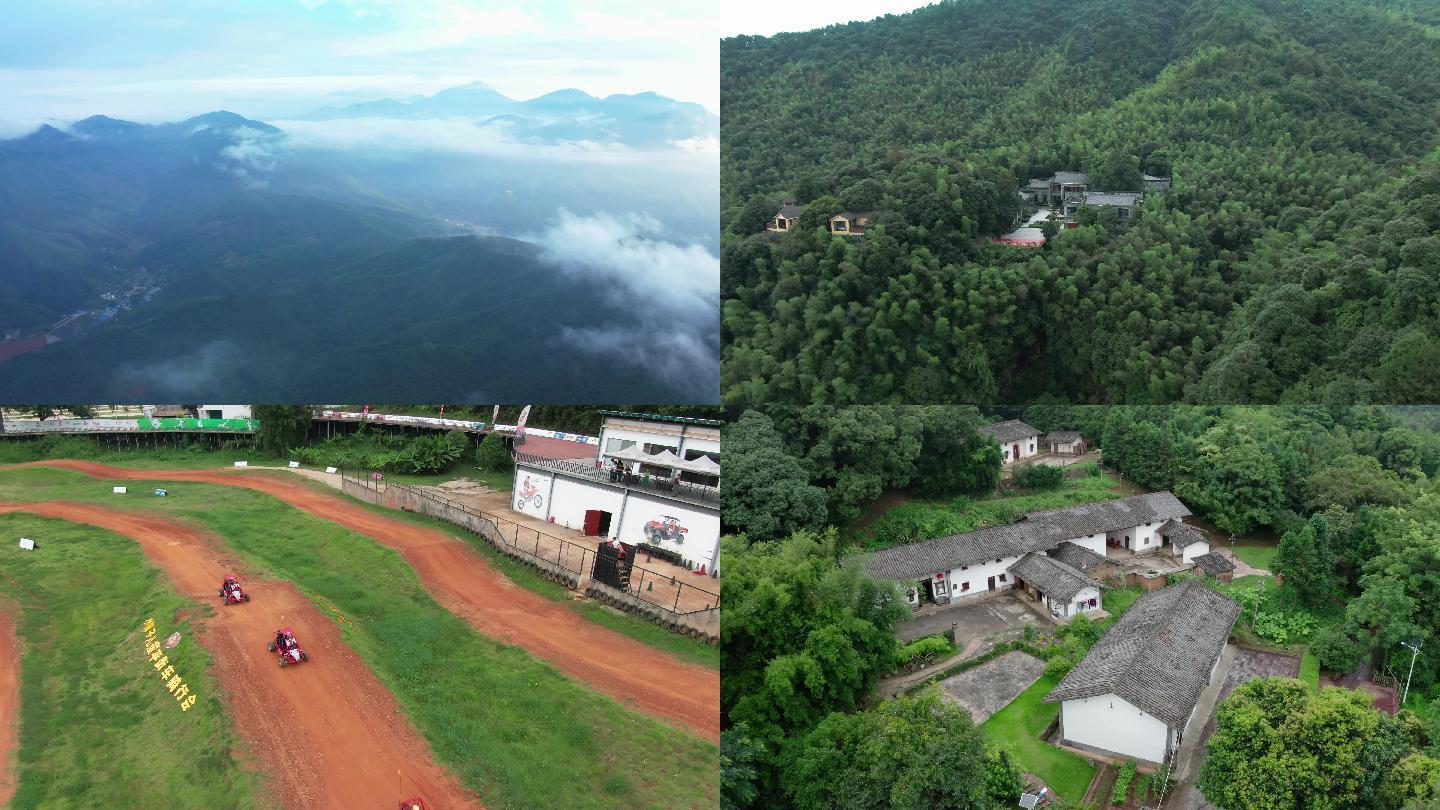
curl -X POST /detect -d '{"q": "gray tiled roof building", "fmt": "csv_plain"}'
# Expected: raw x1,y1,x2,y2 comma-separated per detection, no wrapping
1044,581,1241,727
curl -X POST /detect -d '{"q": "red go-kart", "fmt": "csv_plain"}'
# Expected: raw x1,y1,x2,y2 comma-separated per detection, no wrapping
218,574,250,605
267,627,309,667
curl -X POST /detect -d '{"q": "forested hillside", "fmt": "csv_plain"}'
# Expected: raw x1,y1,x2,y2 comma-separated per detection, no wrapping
720,0,1440,404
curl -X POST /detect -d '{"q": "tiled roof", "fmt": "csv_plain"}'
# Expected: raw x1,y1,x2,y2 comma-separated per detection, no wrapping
775,205,802,219
1049,541,1108,575
1142,174,1170,182
1052,171,1088,185
1083,191,1144,207
860,492,1191,581
1009,552,1103,602
834,211,873,221
979,419,1041,443
1044,581,1241,727
1024,492,1190,539
1158,519,1208,550
1028,178,1052,189
1192,552,1236,575
1047,431,1083,442
861,522,1042,580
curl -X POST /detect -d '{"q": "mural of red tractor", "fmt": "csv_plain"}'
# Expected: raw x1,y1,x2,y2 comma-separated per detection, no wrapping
644,515,688,545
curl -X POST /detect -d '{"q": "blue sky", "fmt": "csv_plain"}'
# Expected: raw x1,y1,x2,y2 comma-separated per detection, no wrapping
0,0,720,135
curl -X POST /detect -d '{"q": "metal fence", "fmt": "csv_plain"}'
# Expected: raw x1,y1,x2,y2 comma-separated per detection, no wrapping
341,470,594,579
341,468,720,617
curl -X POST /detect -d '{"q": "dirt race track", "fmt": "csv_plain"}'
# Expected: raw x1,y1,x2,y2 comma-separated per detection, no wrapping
0,604,18,807
0,501,480,810
20,461,720,743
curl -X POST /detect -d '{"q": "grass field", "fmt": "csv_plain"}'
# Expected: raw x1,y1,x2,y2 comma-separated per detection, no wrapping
0,514,262,809
0,466,718,809
1299,649,1320,689
1231,541,1278,571
856,468,1124,550
1102,586,1143,618
980,674,1096,803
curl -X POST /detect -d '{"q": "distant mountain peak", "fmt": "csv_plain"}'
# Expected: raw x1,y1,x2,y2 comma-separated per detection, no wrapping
21,124,74,144
178,110,281,134
70,115,147,138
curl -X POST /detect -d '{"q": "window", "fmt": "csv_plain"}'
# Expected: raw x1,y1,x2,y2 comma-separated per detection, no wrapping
995,558,1002,563
952,583,958,592
960,565,968,571
642,442,678,456
832,219,847,232
998,574,1007,583
961,582,970,592
606,438,636,454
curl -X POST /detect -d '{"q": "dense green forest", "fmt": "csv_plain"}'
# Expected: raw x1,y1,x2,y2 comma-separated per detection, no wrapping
722,405,1440,808
720,0,1440,404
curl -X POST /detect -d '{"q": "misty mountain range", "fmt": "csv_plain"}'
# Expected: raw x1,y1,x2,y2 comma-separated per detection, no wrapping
298,81,719,148
0,83,719,402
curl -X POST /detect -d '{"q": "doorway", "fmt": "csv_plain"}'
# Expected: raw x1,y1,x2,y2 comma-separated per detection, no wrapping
582,509,613,537
1012,443,1020,460
987,575,996,591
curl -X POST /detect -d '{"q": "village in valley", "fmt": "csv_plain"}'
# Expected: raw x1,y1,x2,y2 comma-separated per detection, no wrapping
722,405,1440,810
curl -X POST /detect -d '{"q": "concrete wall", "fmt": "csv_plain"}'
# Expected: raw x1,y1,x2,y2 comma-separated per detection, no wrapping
945,556,1018,601
1000,435,1040,462
1108,521,1163,553
1060,693,1170,764
1180,540,1209,563
513,463,720,571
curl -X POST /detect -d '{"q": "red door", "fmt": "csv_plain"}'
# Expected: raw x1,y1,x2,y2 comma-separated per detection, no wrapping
582,509,602,536
1012,443,1020,459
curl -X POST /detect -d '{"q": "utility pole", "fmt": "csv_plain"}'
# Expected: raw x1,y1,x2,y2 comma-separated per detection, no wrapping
1402,640,1423,706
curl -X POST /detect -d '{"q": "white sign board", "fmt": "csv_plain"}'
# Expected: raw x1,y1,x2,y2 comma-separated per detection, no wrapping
113,486,127,494
288,461,300,468
325,467,337,474
234,461,248,467
18,538,34,551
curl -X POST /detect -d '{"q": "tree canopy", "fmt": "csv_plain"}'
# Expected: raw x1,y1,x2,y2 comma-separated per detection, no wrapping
721,0,1440,404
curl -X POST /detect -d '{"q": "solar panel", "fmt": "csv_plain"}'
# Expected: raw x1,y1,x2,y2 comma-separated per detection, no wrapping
1019,793,1040,809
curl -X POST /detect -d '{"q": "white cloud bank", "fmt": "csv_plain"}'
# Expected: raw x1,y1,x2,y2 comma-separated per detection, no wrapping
528,210,718,400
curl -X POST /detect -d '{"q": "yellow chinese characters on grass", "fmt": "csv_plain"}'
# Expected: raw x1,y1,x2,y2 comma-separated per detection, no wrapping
142,617,198,712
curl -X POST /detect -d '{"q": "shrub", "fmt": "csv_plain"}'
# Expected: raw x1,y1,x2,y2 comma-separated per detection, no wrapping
1113,760,1137,804
898,635,954,665
1312,626,1365,674
1251,610,1317,644
475,435,515,472
1013,463,1065,490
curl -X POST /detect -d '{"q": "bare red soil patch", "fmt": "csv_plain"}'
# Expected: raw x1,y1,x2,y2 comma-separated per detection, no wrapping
20,460,720,742
0,603,19,807
0,500,479,810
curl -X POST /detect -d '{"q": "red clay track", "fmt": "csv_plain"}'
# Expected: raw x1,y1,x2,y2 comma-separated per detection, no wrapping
0,501,479,810
21,460,720,742
0,604,18,807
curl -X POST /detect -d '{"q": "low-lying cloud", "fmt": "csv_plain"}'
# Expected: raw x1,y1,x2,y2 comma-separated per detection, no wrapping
271,117,713,168
529,210,718,400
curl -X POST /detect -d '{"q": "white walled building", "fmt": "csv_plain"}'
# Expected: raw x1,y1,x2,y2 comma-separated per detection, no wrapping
1045,581,1240,764
197,405,252,420
863,491,1194,613
979,420,1042,463
1008,552,1104,620
1047,430,1086,455
596,411,720,487
515,412,721,573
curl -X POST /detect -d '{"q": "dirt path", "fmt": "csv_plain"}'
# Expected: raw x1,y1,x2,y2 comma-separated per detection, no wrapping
17,461,720,743
0,500,479,810
0,603,18,807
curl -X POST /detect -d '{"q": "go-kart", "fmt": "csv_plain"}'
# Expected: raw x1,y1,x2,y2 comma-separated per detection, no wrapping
267,627,309,667
218,574,250,605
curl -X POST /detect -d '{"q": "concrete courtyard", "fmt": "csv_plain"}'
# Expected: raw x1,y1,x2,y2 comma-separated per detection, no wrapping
936,651,1046,723
894,596,1041,644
